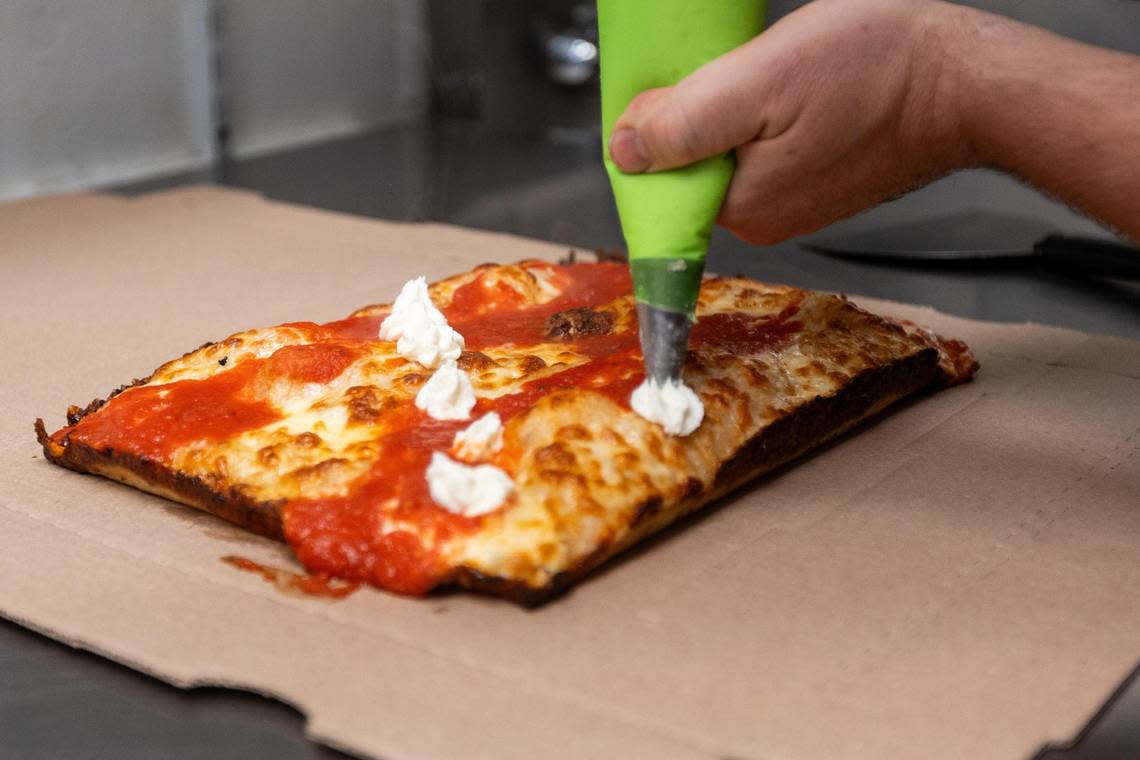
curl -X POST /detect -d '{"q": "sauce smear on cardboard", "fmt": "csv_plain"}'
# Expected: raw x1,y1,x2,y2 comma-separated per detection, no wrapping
221,555,358,599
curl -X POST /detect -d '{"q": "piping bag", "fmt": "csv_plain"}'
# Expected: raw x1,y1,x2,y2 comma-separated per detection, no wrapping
599,0,764,385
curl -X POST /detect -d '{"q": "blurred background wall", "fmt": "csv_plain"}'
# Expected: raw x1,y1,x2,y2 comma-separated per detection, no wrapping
0,0,1135,204
222,0,427,159
1,1,212,201
0,0,427,202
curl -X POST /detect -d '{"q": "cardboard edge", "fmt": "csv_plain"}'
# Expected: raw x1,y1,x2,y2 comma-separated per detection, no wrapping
1031,663,1140,759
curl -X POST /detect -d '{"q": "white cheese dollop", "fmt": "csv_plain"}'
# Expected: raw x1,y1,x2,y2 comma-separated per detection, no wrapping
379,277,464,369
426,452,514,517
415,360,476,420
452,412,503,462
630,378,704,437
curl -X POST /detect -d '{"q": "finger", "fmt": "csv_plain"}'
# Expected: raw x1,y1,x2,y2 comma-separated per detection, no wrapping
609,88,673,173
609,41,773,173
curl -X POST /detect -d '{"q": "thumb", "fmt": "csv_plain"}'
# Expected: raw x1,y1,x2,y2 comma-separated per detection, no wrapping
608,45,767,173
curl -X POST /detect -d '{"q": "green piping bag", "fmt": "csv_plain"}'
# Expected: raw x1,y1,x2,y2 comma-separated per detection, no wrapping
599,0,764,383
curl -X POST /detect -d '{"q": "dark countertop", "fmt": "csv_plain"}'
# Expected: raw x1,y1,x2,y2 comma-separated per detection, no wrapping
4,119,1138,760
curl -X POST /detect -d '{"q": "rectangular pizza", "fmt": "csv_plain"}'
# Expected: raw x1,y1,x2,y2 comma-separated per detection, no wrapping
37,257,976,605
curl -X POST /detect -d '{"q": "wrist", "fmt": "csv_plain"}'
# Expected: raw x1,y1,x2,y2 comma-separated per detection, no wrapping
907,1,983,173
931,3,1034,171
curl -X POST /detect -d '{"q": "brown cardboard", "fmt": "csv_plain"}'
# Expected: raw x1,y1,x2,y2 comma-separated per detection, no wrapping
3,187,1139,760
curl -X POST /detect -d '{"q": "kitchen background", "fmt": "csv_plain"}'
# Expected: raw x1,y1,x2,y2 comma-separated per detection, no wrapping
3,5,1140,759
3,0,1137,211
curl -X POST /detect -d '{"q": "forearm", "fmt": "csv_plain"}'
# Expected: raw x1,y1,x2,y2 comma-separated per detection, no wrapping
943,5,1140,240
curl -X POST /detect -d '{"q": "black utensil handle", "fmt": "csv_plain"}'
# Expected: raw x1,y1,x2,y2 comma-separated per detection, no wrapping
1036,234,1140,280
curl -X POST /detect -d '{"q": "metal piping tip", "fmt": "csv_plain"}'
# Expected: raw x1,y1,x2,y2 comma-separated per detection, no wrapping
637,302,693,385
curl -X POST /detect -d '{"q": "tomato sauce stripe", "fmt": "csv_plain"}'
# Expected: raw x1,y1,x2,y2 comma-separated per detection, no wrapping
285,262,640,594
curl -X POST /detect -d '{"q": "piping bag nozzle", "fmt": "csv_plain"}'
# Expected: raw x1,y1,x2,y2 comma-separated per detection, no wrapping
637,303,693,385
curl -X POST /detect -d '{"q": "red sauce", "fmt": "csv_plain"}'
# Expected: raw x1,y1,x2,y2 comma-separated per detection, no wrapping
281,399,478,594
221,555,358,599
446,276,530,319
321,314,383,342
63,359,281,461
690,297,805,354
444,262,632,351
286,494,447,597
266,343,360,384
285,434,471,595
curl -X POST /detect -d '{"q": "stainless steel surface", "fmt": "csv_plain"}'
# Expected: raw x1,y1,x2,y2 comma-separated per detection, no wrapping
804,211,1060,260
4,119,1139,759
804,211,1140,279
636,303,692,384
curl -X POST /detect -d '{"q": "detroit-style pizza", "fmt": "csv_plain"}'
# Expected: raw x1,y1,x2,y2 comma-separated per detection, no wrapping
38,258,976,604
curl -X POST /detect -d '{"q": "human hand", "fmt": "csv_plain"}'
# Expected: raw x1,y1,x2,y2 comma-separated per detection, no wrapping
608,0,972,244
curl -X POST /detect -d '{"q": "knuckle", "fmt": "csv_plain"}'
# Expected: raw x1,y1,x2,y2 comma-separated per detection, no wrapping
621,88,668,127
633,90,702,168
626,89,660,116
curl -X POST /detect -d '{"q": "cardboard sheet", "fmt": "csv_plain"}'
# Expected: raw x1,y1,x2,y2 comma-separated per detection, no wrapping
3,187,1139,760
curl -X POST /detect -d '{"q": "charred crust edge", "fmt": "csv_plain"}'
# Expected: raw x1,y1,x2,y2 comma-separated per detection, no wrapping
65,376,151,425
452,543,613,608
593,249,627,264
845,305,979,387
631,495,663,527
35,418,285,541
712,348,938,492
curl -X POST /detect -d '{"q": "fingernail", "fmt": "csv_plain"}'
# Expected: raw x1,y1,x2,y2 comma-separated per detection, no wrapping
610,128,650,173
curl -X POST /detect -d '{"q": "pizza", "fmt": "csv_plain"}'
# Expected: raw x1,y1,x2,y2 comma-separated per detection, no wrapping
37,258,977,604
